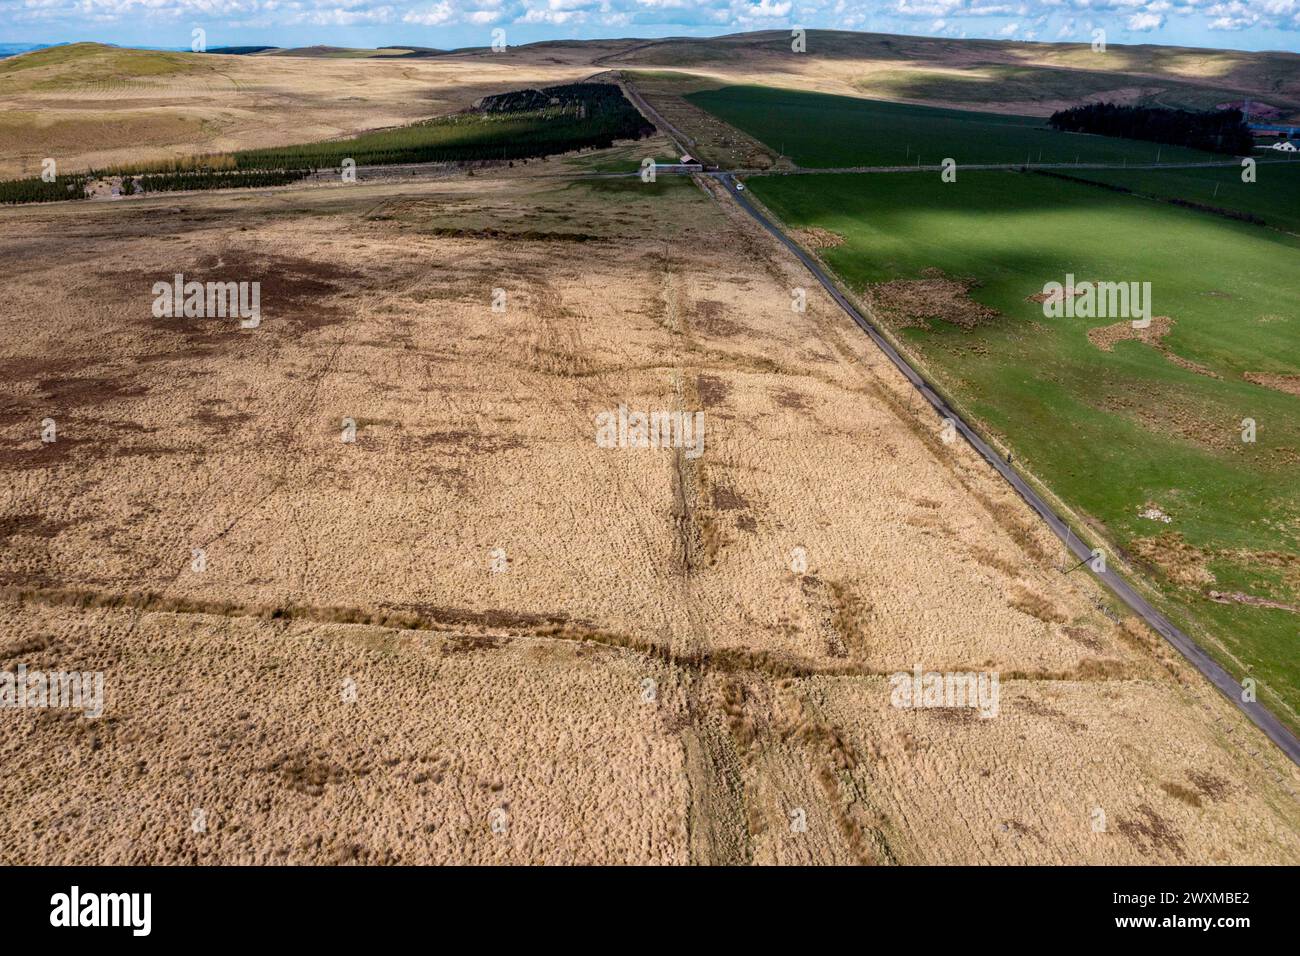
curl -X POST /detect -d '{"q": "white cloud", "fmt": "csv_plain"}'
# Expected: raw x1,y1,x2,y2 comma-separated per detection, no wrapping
1126,11,1164,31
728,0,792,22
4,0,1299,39
401,0,451,23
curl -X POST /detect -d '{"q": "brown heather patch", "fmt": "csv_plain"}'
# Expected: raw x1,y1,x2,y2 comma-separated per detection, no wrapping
440,632,505,654
695,373,731,407
0,630,61,660
774,689,881,866
1244,372,1300,397
34,372,148,409
423,225,601,242
1087,316,1220,379
0,433,95,471
771,386,812,410
190,403,255,432
1163,352,1221,379
264,748,362,797
1008,581,1068,624
717,678,761,755
1100,392,1236,451
1017,696,1088,733
827,580,872,659
1129,532,1216,588
966,544,1023,577
1062,624,1104,651
710,484,750,512
0,585,574,641
1207,590,1300,613
0,513,74,542
999,818,1045,843
1116,804,1186,860
113,249,360,338
792,227,845,249
405,429,525,455
865,269,998,330
691,299,748,338
1074,657,1130,680
1160,781,1203,807
1188,771,1233,802
1086,315,1175,352
1221,549,1300,571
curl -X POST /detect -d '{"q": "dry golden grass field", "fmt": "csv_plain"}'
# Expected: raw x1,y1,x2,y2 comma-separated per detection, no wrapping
0,43,593,178
1,159,1298,863
605,30,1300,119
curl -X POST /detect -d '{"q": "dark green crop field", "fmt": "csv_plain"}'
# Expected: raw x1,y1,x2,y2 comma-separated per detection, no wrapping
688,85,1226,168
1054,161,1300,235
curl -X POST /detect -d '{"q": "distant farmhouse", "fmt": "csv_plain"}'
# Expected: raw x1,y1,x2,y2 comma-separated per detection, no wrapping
654,154,705,172
1234,99,1298,150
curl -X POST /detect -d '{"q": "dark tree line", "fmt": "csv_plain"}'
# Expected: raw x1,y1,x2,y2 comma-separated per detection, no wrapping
1048,103,1255,156
0,169,312,204
135,168,313,193
0,175,88,204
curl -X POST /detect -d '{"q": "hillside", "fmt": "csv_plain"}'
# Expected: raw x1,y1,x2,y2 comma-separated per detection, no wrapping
0,42,208,90
2,31,1296,179
597,30,1300,118
0,41,593,178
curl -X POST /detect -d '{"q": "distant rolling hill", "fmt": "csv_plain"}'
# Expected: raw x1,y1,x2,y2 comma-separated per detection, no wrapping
0,43,57,59
268,45,429,58
204,46,280,56
253,29,1298,119
595,29,1300,120
0,42,211,89
0,40,595,178
15,31,1292,117
3,30,1297,179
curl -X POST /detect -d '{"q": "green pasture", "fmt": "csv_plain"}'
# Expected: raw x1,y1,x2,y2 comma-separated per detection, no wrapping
747,167,1300,725
688,85,1228,168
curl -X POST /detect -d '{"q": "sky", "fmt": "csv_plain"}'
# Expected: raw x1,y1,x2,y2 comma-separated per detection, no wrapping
2,0,1298,53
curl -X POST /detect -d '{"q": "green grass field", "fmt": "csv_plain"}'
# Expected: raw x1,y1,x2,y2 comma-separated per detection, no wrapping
687,85,1228,168
1056,161,1300,234
746,167,1300,727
